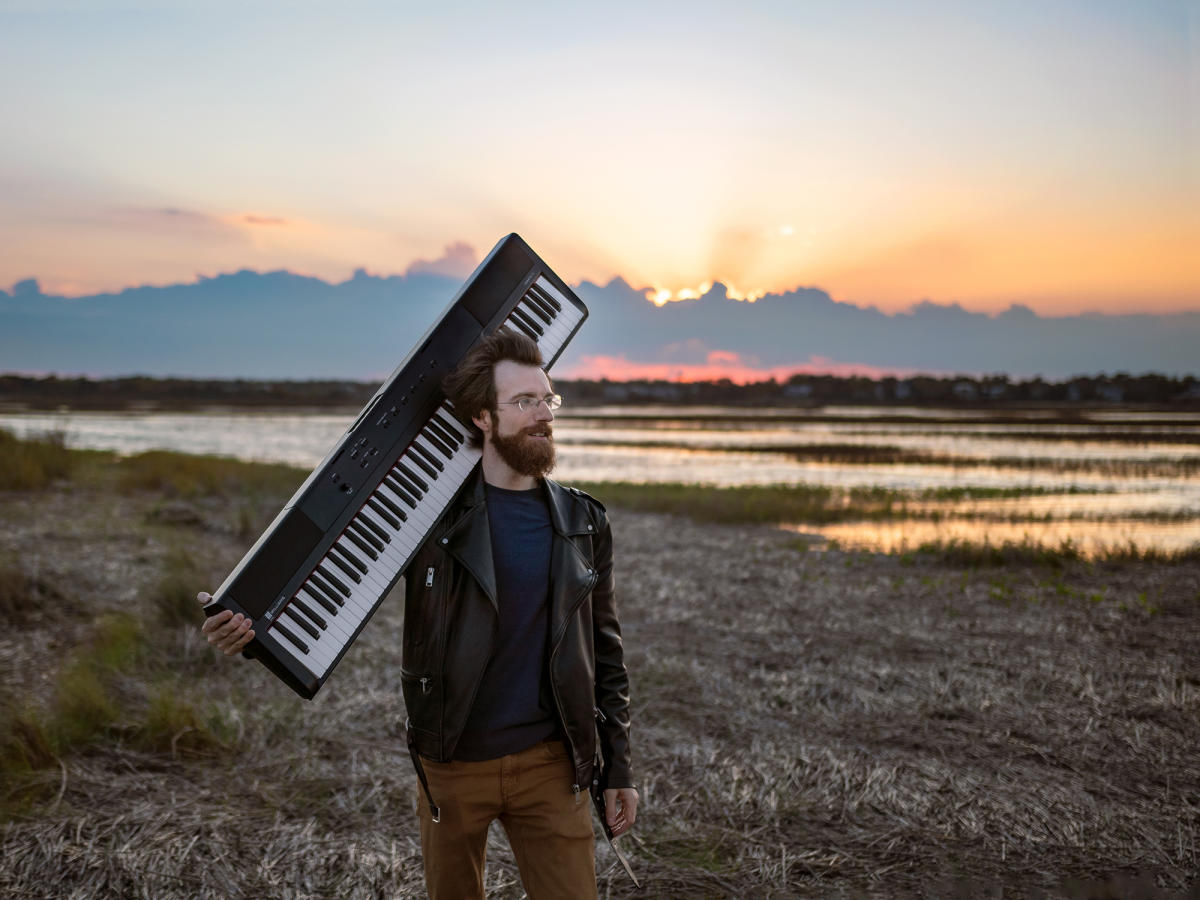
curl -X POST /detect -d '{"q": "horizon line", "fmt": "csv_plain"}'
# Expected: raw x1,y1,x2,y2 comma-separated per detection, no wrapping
4,269,1197,323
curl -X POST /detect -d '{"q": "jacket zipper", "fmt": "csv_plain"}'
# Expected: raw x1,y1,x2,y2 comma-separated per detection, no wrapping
548,564,600,792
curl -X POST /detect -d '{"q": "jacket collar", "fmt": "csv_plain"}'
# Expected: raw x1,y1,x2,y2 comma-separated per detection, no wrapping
542,477,598,538
438,470,595,610
453,469,595,538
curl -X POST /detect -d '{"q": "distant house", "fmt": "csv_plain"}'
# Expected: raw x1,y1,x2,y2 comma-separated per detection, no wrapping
984,382,1008,399
784,383,813,399
645,383,683,401
1095,383,1125,403
952,381,979,400
894,380,913,400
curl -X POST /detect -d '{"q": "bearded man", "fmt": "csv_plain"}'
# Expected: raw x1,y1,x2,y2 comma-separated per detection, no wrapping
202,328,637,899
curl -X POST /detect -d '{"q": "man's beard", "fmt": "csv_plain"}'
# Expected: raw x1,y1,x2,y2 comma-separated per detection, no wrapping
491,424,556,479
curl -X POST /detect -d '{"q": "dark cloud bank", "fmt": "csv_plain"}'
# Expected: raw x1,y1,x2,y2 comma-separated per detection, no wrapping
1,271,1196,379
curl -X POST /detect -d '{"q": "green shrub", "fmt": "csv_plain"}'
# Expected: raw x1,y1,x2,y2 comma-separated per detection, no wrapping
49,613,145,749
138,683,230,756
0,700,55,774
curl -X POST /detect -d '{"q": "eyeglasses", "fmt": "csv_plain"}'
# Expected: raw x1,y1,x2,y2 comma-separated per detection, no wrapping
498,394,562,412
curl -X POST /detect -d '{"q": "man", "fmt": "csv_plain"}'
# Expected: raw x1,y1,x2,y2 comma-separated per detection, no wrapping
200,329,637,899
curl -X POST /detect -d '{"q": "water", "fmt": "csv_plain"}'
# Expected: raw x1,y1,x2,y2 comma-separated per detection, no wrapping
4,407,1198,555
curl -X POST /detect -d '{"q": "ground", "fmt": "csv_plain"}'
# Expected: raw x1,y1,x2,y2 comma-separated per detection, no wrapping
1,463,1198,898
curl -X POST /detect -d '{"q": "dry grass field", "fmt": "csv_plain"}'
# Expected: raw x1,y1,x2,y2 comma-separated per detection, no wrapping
1,440,1198,898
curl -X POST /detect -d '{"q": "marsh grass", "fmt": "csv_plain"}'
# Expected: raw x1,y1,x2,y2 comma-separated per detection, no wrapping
0,428,77,490
118,450,303,498
914,537,1200,568
3,438,1199,896
0,559,34,622
49,614,144,750
1,607,235,787
577,481,912,525
151,546,208,627
577,481,1112,527
0,701,56,773
137,683,234,757
566,434,1200,476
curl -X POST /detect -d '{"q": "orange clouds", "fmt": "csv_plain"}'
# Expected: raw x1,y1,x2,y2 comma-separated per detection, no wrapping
559,351,921,384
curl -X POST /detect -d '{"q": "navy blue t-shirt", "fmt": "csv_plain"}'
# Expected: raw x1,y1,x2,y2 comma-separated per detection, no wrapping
453,483,559,760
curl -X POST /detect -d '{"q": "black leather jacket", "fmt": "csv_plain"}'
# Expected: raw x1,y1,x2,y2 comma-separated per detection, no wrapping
401,472,634,796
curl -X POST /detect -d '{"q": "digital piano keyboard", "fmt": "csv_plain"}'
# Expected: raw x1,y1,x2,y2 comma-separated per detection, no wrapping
204,234,587,698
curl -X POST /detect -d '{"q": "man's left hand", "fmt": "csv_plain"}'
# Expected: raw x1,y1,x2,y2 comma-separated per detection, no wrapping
604,787,639,837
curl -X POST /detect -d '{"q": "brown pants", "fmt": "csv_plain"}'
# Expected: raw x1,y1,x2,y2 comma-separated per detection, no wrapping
416,740,597,900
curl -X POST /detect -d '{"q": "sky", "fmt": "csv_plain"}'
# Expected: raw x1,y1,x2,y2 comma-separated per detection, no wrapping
1,0,1196,319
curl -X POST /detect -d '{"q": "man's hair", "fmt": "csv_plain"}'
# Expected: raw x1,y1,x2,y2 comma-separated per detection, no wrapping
441,328,546,448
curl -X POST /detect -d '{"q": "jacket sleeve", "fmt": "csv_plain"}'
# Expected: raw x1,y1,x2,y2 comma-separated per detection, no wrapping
591,507,635,789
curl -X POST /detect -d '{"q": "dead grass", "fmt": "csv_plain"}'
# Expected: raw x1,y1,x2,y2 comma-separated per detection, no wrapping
150,545,209,627
1,457,1198,897
117,449,303,498
0,428,77,490
913,537,1200,568
575,480,916,525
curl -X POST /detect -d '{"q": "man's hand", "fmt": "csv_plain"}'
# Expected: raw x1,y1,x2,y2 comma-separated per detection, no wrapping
197,592,255,656
604,787,638,838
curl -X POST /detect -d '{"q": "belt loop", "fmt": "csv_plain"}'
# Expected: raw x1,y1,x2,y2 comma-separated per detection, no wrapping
405,718,440,823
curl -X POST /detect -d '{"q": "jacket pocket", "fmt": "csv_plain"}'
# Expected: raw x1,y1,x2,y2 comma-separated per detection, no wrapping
401,666,440,741
401,667,435,696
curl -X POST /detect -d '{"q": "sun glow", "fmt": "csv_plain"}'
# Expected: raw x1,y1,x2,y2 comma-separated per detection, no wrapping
644,280,769,306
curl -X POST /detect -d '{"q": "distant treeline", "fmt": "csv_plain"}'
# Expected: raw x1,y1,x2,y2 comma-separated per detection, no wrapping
1,372,1198,411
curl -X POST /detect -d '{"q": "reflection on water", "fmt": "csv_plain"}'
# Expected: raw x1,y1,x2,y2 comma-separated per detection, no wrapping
3,408,1198,555
0,411,353,469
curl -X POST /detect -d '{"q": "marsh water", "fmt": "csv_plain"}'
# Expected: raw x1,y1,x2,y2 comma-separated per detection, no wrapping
4,406,1198,555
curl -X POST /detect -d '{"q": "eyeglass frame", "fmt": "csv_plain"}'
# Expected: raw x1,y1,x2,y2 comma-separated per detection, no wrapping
496,393,563,413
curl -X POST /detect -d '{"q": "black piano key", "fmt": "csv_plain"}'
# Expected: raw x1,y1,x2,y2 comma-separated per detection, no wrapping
309,571,345,607
529,282,562,312
422,429,455,460
348,520,385,553
507,315,539,343
355,512,391,544
316,564,352,597
373,489,409,520
409,442,443,475
524,287,558,320
328,551,363,584
367,498,402,530
292,597,326,630
303,583,339,615
391,468,424,499
308,573,344,608
396,461,429,493
521,296,554,326
510,307,543,337
343,527,379,561
428,414,463,447
284,607,320,641
382,474,418,508
331,543,368,576
273,621,308,654
411,440,444,472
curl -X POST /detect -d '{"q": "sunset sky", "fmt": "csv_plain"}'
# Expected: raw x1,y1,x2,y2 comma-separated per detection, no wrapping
1,0,1196,316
